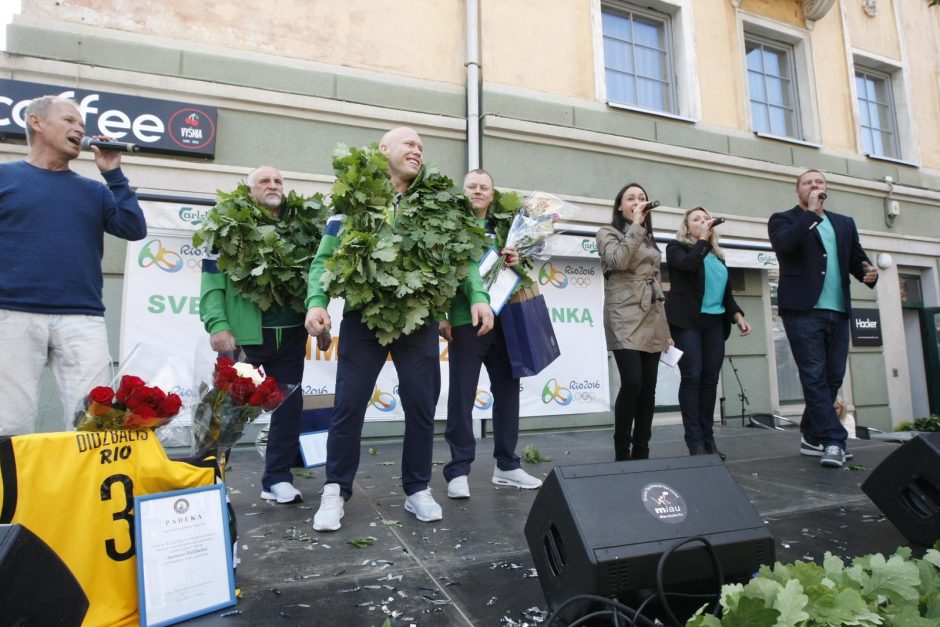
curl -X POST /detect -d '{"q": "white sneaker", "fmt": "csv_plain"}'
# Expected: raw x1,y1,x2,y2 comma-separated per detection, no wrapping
313,483,344,531
447,475,470,499
404,488,443,522
492,467,543,490
260,481,302,504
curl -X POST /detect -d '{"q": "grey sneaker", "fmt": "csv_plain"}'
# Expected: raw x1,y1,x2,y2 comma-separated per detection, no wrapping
820,445,845,468
800,437,824,456
802,437,853,459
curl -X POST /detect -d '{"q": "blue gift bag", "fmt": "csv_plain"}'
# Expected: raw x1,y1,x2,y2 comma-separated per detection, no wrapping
500,287,561,378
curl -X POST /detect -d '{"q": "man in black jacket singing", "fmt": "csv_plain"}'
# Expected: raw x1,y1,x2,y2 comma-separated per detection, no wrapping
768,170,878,468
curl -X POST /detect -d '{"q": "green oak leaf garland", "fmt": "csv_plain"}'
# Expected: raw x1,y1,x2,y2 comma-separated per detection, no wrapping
321,143,488,345
193,184,329,313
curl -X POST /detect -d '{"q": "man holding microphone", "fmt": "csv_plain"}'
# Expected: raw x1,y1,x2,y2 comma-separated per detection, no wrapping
0,95,146,435
768,170,878,468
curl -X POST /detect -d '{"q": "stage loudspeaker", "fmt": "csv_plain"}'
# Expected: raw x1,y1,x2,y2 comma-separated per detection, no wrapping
0,523,89,626
861,432,940,546
524,455,774,612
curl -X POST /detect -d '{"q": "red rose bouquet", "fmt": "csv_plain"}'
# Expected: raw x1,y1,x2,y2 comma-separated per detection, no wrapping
191,356,291,457
74,375,184,431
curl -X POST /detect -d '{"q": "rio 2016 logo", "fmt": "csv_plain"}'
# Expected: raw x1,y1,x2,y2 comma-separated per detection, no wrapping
541,378,573,406
474,389,493,410
538,262,569,289
538,263,595,289
138,239,183,273
370,386,397,412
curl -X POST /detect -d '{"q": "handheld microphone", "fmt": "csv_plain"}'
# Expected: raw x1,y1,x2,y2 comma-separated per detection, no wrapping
80,137,141,153
818,192,827,201
643,200,661,211
710,216,726,228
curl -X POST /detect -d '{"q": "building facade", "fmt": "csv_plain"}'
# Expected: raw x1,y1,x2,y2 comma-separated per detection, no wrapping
3,0,938,433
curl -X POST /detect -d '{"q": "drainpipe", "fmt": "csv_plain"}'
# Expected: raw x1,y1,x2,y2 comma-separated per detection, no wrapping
466,0,481,170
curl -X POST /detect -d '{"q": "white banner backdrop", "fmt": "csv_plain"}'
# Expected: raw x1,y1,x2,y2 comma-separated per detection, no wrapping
122,202,610,421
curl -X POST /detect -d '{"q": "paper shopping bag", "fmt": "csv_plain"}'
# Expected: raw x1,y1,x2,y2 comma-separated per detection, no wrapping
500,285,561,378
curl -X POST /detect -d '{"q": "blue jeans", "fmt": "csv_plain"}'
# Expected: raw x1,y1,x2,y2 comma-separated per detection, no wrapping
444,317,521,481
326,311,440,499
781,309,849,449
671,314,725,449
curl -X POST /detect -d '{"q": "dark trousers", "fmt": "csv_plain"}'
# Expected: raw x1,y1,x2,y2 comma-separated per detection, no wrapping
781,309,850,449
241,325,307,490
611,348,660,460
671,315,725,449
443,317,521,481
326,311,440,499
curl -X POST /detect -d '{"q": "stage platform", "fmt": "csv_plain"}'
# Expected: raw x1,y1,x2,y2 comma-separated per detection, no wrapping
183,423,911,626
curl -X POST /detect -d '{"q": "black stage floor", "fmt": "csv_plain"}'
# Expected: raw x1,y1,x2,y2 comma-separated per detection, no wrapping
183,423,910,626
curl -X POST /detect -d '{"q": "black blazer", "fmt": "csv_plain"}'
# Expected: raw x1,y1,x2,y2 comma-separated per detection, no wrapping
767,206,875,313
665,239,743,340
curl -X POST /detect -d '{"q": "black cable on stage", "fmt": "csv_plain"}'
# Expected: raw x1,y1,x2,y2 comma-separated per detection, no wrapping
655,535,725,627
544,535,726,626
544,593,659,627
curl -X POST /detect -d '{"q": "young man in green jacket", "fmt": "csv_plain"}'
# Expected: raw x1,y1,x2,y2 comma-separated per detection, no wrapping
439,169,542,499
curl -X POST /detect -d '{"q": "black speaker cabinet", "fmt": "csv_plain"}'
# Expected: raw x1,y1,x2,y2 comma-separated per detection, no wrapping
862,432,940,546
524,455,774,611
0,524,89,626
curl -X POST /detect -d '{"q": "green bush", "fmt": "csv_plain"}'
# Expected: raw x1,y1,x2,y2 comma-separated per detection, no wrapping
687,544,940,626
897,416,940,433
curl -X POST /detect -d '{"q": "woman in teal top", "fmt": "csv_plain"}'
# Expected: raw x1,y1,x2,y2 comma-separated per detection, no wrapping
665,207,751,458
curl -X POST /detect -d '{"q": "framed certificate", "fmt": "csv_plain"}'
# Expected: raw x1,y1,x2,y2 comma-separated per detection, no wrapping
135,484,236,626
479,247,523,315
299,429,329,467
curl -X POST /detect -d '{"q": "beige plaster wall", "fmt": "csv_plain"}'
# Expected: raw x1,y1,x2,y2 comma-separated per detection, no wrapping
480,0,596,99
740,0,805,27
811,7,856,152
22,0,467,84
696,0,748,129
843,0,901,60
898,1,940,169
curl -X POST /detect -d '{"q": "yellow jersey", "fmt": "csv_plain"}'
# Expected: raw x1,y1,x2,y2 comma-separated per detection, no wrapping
0,430,217,627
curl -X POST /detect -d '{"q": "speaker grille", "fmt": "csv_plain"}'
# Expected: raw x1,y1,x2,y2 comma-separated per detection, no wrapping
605,561,632,592
754,539,774,566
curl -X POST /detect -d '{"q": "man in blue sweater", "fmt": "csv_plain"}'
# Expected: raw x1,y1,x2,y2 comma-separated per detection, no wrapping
0,95,147,435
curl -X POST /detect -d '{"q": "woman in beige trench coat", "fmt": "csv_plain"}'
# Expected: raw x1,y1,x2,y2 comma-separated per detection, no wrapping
596,183,671,461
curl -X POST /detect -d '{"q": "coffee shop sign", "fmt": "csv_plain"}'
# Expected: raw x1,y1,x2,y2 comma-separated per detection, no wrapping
0,78,217,158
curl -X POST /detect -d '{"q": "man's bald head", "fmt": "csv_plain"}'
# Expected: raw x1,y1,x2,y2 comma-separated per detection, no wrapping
380,127,424,191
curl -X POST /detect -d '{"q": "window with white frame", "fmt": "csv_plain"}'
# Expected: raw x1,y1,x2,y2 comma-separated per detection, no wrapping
855,68,899,159
601,3,676,114
745,35,800,139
